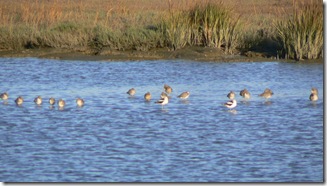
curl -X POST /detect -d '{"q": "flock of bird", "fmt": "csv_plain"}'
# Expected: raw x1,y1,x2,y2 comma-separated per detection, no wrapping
0,85,319,110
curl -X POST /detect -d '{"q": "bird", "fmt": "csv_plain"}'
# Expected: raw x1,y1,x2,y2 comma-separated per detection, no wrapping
177,91,190,99
161,92,169,99
15,96,24,105
0,92,8,101
49,97,56,105
144,92,151,101
309,87,318,101
127,88,136,96
76,98,84,107
224,99,237,110
155,96,169,108
227,91,235,100
240,89,251,99
164,84,173,94
259,88,274,99
58,99,65,108
34,96,42,105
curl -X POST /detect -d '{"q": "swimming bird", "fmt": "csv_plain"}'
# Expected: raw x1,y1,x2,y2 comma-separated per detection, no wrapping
127,88,136,96
0,92,8,100
178,91,190,99
164,84,173,94
34,96,42,105
15,96,24,105
224,99,237,110
49,97,56,105
144,92,151,101
155,96,169,108
309,87,318,101
259,88,274,99
58,99,65,108
227,91,235,100
240,89,251,99
76,98,84,107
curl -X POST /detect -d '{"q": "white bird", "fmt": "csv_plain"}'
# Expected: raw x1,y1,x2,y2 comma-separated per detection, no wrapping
155,96,169,108
224,99,237,110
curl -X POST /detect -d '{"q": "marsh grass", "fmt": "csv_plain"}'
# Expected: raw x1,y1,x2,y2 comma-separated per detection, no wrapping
274,1,323,60
0,0,323,60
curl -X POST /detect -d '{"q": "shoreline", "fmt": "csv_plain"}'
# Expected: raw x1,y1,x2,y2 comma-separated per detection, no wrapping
0,47,323,63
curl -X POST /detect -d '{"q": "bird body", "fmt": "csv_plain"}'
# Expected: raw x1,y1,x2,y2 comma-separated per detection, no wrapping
224,99,237,109
15,96,24,105
240,89,251,99
34,96,42,105
164,84,173,94
58,99,65,107
144,92,151,101
259,88,274,99
227,91,235,100
178,91,190,99
0,92,8,100
127,88,136,96
155,96,169,107
76,98,84,107
49,97,56,105
309,88,318,101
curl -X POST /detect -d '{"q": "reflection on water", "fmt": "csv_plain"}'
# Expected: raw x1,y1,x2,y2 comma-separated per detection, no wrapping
0,58,323,182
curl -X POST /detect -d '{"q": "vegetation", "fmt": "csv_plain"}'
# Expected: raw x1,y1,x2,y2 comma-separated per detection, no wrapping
0,0,323,61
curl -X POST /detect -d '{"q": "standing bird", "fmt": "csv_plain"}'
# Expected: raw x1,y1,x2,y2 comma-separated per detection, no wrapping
49,97,56,105
155,96,169,108
127,88,136,96
224,99,237,110
144,92,152,101
309,87,318,101
0,92,8,101
259,88,274,99
177,91,190,99
76,98,84,107
15,96,24,105
164,84,173,94
227,91,235,100
34,96,42,105
58,99,65,108
240,89,251,99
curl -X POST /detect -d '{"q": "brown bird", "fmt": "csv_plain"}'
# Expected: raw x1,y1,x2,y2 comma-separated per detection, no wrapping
309,87,318,101
259,88,274,99
164,84,173,94
0,92,8,100
58,99,65,108
127,88,136,96
15,96,24,105
178,91,190,99
34,96,42,105
76,98,85,107
49,97,56,105
240,89,251,99
227,91,235,100
144,92,151,101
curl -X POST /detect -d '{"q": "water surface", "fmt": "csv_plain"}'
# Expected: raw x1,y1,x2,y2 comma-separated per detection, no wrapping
0,58,323,182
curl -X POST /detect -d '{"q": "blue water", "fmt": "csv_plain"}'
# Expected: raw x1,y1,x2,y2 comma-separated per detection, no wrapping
0,58,323,182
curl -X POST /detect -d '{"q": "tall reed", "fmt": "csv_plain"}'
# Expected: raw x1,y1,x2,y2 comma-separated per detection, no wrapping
274,2,323,60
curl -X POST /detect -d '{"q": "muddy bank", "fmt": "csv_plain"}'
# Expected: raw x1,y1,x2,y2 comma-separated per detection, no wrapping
0,47,321,62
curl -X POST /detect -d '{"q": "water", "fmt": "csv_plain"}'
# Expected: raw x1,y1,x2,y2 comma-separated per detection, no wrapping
0,58,323,182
